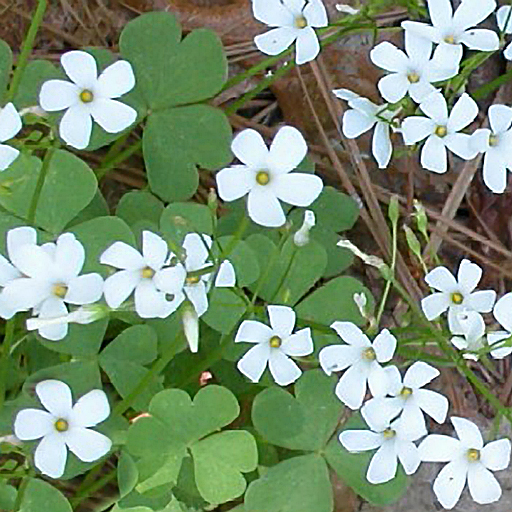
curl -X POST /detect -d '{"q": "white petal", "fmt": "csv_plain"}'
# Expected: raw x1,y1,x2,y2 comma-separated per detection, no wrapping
339,429,383,452
54,233,85,279
425,265,458,292
6,226,35,262
372,122,392,169
182,233,211,272
35,433,68,478
14,409,54,440
460,28,500,50
153,265,186,294
481,439,511,471
432,458,468,509
401,20,441,43
59,105,92,150
396,440,421,475
185,281,209,317
295,27,320,65
493,293,512,332
135,280,169,318
428,0,453,28
419,434,464,462
0,277,49,312
268,305,296,338
268,125,308,174
409,80,438,105
37,297,69,341
420,91,448,122
446,133,477,160
384,365,403,395
0,145,19,171
489,332,512,359
215,260,236,287
367,363,390,398
142,231,168,271
483,151,508,193
10,244,52,279
330,321,371,347
504,41,512,61
61,50,98,88
319,344,361,374
452,417,483,449
268,350,302,386
237,343,271,382
252,0,294,26
235,320,273,343
470,128,491,153
335,362,368,409
36,380,73,418
466,290,496,313
452,0,495,29
361,397,403,432
0,103,22,142
0,255,19,286
333,88,360,102
457,259,481,293
281,328,313,356
96,60,135,99
65,427,111,462
367,442,398,484
497,6,512,33
447,93,478,132
342,109,375,138
372,329,396,363
421,135,447,173
404,361,439,388
489,104,512,134
90,98,136,134
303,0,328,27
39,80,79,112
231,129,269,168
467,463,502,505
401,116,435,145
272,172,323,207
247,187,286,227
405,31,433,63
415,389,449,423
103,270,140,308
254,27,298,56
370,42,408,72
399,402,428,439
100,241,144,270
216,166,254,201
71,389,110,428
377,73,409,104
65,274,103,306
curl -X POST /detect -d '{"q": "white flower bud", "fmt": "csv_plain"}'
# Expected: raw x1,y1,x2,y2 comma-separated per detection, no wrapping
336,4,359,15
293,210,316,247
337,239,386,269
353,292,367,312
19,106,47,117
182,303,199,353
26,304,107,332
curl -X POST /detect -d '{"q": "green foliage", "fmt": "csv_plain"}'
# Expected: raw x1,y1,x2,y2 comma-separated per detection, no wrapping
20,479,72,512
0,482,16,510
202,288,246,334
0,40,12,102
13,59,59,109
117,190,165,229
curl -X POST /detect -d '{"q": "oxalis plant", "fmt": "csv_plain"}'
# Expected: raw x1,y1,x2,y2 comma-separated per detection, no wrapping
1,0,512,510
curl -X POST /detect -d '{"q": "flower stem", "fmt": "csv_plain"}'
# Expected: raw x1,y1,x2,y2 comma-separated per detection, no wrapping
27,146,55,225
95,139,142,181
0,318,15,411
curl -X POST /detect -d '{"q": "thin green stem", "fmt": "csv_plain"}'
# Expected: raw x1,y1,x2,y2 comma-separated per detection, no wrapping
0,319,15,410
27,146,55,225
70,465,117,508
96,140,142,180
13,473,31,511
269,243,298,304
6,0,47,102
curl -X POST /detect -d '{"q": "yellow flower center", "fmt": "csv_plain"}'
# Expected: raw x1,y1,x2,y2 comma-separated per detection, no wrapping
400,386,413,398
186,275,201,285
55,418,69,432
362,347,376,361
451,292,464,305
269,335,282,348
467,448,481,462
489,134,499,147
52,283,68,298
79,89,94,103
256,171,270,186
407,72,420,84
295,15,308,29
383,428,396,440
141,266,155,279
444,35,456,44
435,125,448,138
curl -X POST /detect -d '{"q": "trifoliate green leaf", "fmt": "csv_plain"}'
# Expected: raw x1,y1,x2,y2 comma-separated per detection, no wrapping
20,479,71,512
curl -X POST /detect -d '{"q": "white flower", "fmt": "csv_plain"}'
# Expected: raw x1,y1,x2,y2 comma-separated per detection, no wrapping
14,380,112,478
402,92,478,174
293,209,315,246
497,6,512,60
235,305,313,386
362,362,449,438
419,417,511,509
370,32,458,104
470,104,512,193
450,309,487,360
319,322,397,410
402,0,499,68
100,231,186,319
333,88,396,169
0,103,22,170
340,414,422,484
174,233,235,317
421,259,496,334
2,232,104,340
39,50,137,150
252,0,328,65
182,302,199,353
488,292,512,359
216,126,323,227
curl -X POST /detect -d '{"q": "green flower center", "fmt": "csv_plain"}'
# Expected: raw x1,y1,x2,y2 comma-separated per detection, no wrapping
295,15,308,29
79,89,94,103
435,125,448,138
52,283,68,298
256,171,270,186
489,134,499,147
444,35,456,44
141,266,155,279
407,72,420,84
362,347,376,361
383,428,396,440
451,292,464,305
55,418,69,432
269,335,282,348
467,448,481,462
400,386,413,398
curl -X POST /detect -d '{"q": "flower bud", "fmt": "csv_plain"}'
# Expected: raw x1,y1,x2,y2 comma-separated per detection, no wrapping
26,304,107,332
293,210,316,247
337,239,386,270
182,303,199,353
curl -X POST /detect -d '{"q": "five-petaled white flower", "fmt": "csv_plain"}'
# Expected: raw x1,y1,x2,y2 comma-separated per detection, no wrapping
39,50,137,150
235,305,313,386
361,362,449,438
100,231,186,319
402,0,499,67
419,417,511,509
0,103,22,171
333,88,397,169
340,414,423,484
216,126,323,227
370,32,458,104
497,6,512,60
470,104,512,193
487,293,512,359
421,259,496,334
14,380,112,478
2,232,104,341
402,92,478,174
174,233,235,317
319,322,397,410
252,0,328,65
